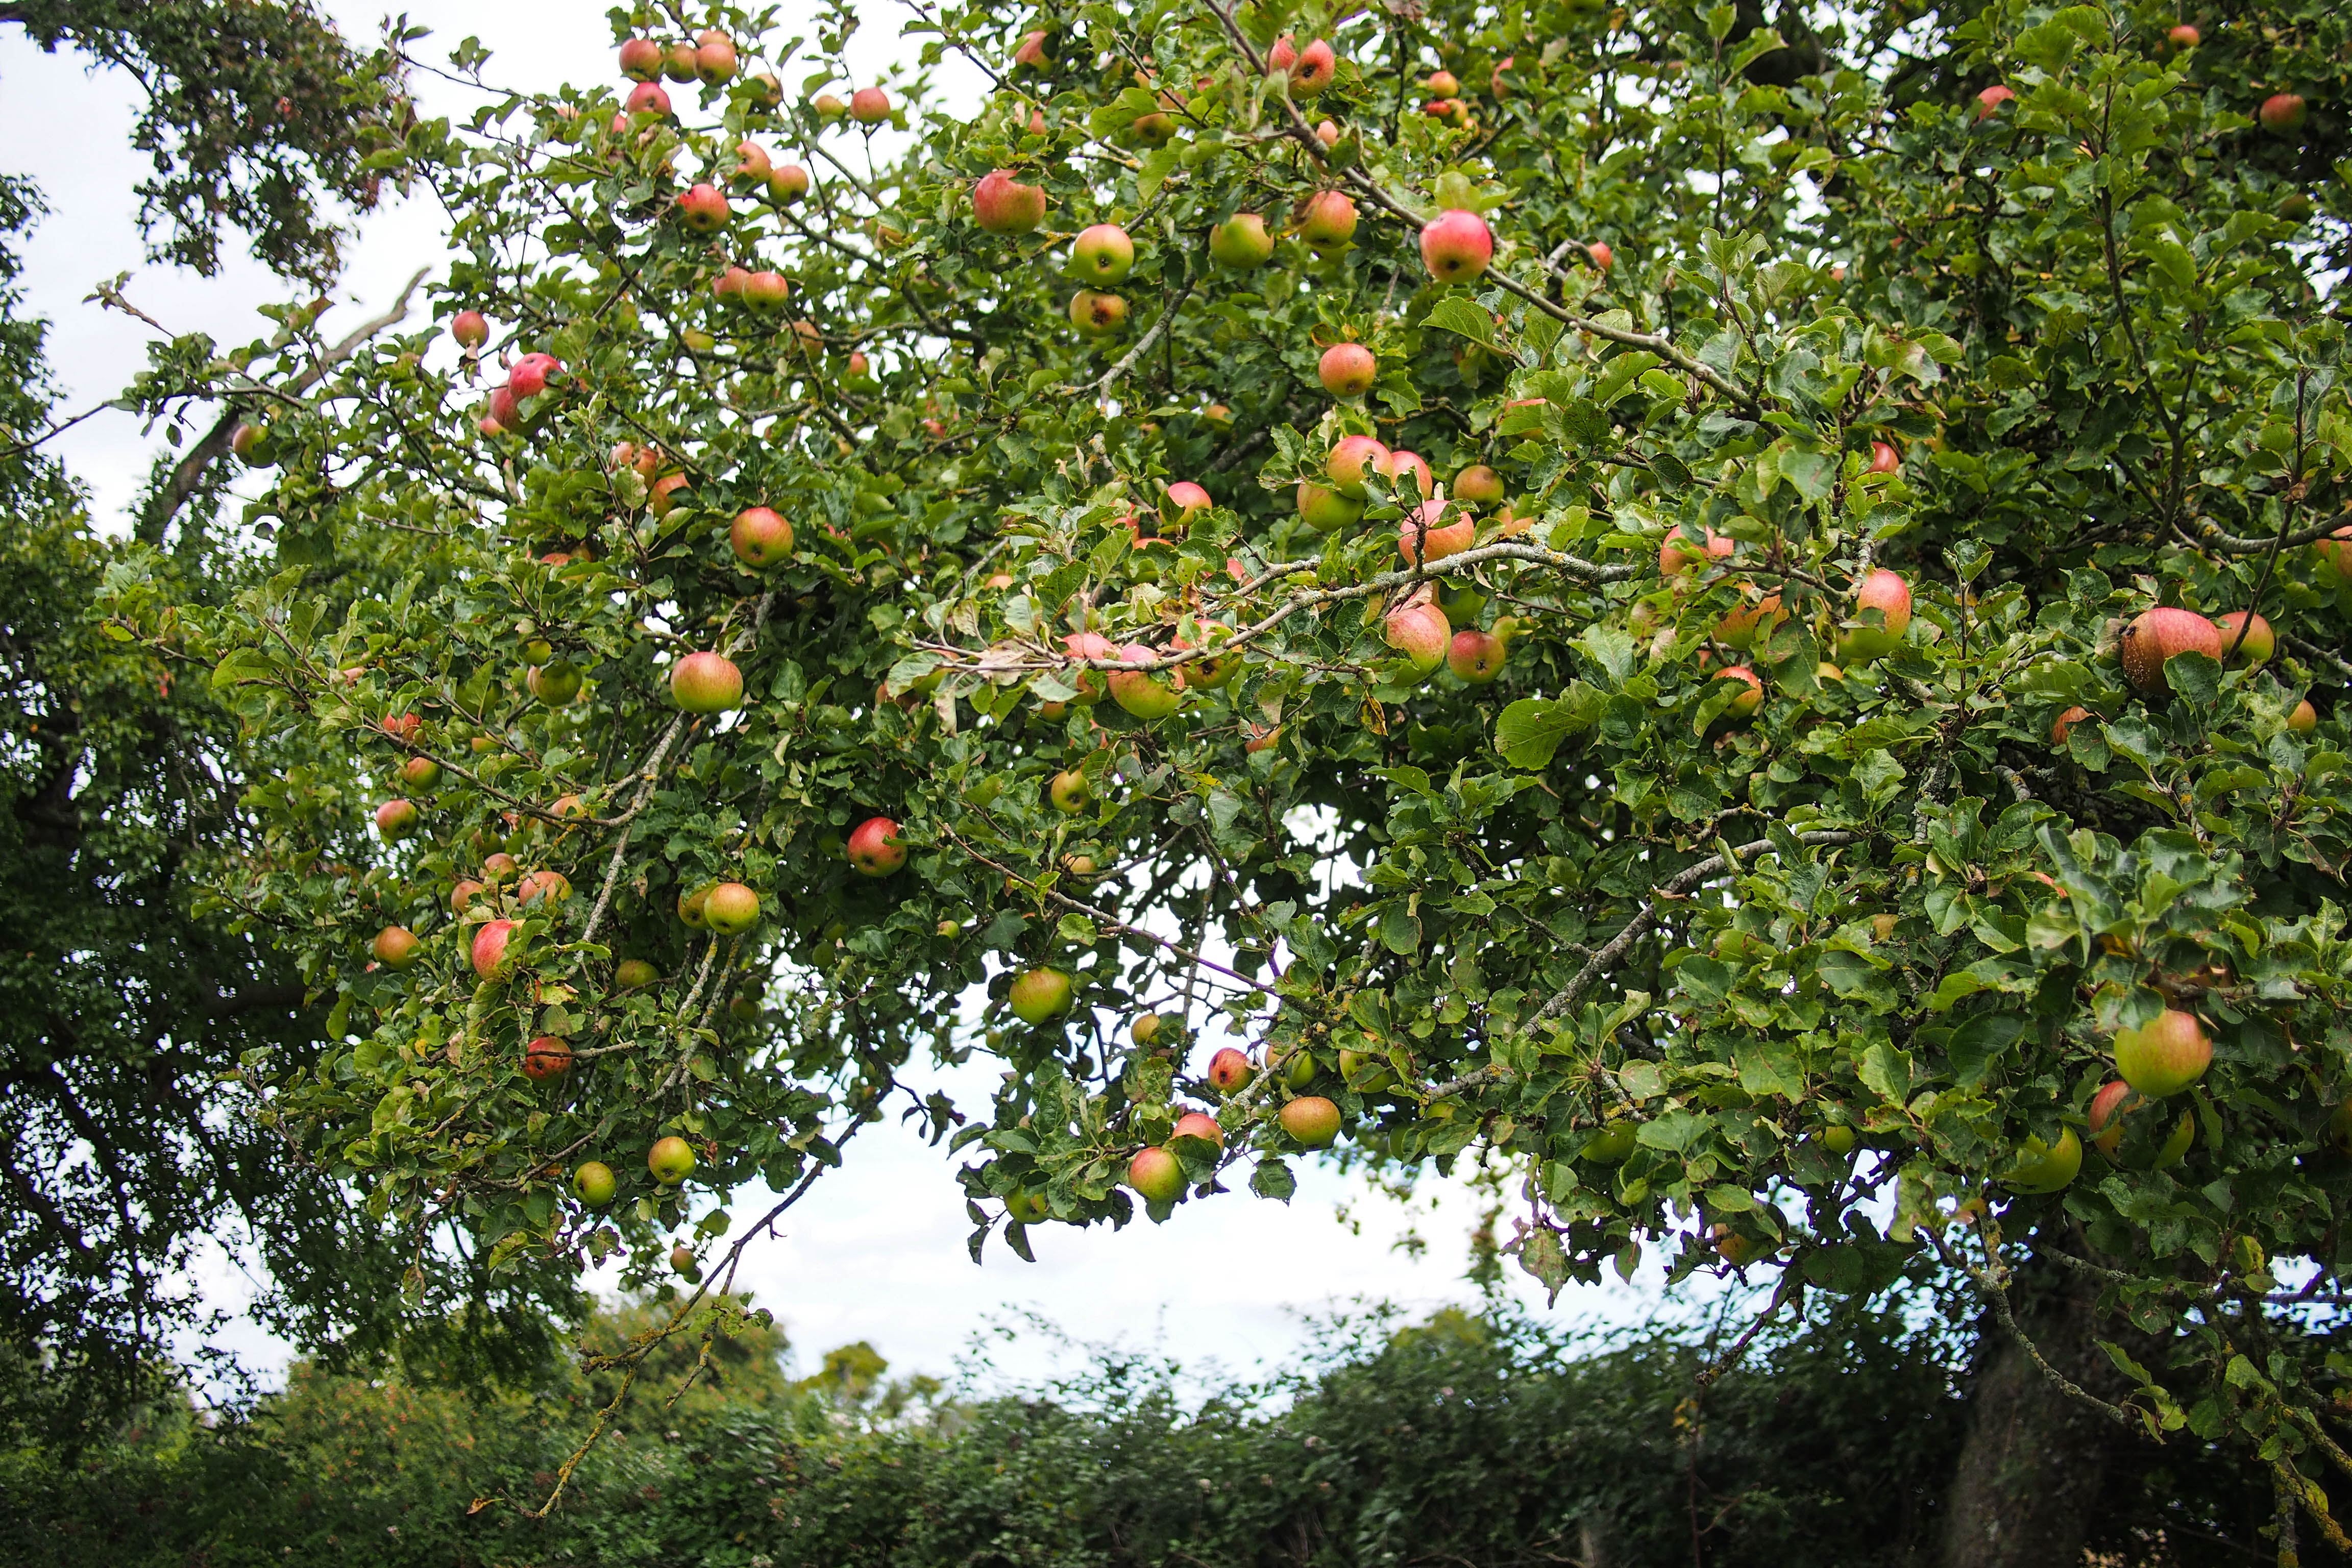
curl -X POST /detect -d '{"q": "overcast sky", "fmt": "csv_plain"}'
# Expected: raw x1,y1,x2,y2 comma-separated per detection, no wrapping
0,1,1716,1392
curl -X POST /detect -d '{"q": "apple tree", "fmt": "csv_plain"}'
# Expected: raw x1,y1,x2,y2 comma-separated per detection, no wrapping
115,0,2352,1544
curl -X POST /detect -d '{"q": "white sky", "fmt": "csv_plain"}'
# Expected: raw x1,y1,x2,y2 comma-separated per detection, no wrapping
2,2,1719,1394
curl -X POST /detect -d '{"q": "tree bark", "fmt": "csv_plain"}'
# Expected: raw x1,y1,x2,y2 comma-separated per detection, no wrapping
1938,1262,2126,1568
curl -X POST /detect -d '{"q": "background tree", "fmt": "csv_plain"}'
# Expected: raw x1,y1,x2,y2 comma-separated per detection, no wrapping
131,0,2352,1556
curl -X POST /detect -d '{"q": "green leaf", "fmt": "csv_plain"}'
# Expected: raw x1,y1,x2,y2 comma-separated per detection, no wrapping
1424,297,1517,361
1494,697,1587,769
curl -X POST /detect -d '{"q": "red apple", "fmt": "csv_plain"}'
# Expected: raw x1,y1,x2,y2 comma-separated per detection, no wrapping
848,816,906,875
1282,1095,1342,1148
1013,30,1049,69
2114,1009,2212,1097
2052,706,2092,745
508,352,560,399
713,265,750,305
1455,464,1504,504
1419,209,1493,282
1448,628,1506,683
1290,39,1337,95
481,852,519,883
1068,289,1128,334
972,169,1046,233
372,926,420,969
1973,83,2015,121
1327,434,1389,496
1384,596,1452,674
647,1135,695,1185
517,870,570,909
1266,36,1297,72
1296,481,1363,531
625,81,672,118
1165,481,1212,530
1209,213,1275,268
811,92,847,119
1128,1145,1186,1203
1208,1048,1254,1093
663,42,696,82
1869,439,1901,474
676,183,730,233
375,798,419,839
619,37,663,80
1377,448,1433,498
2165,23,2199,50
2119,606,2222,696
670,651,744,714
381,711,422,743
2216,609,2273,666
1109,642,1182,720
1587,240,1614,271
1840,569,1913,662
703,881,760,934
2316,526,2352,576
728,505,795,569
471,918,519,981
742,270,789,310
769,164,811,204
450,310,488,350
523,1035,573,1080
1318,342,1377,397
1173,1111,1224,1149
450,878,487,913
399,755,439,790
1315,119,1340,148
1063,630,1115,704
850,86,891,124
1298,190,1357,249
2290,699,2318,732
1713,665,1764,719
1009,967,1074,1024
1399,499,1477,566
1070,224,1134,283
694,29,736,83
2259,93,2307,135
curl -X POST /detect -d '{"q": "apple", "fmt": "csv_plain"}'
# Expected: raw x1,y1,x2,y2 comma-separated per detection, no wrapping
450,878,487,913
471,919,519,981
1818,1123,1856,1155
2290,699,2318,732
1129,111,1175,145
1013,30,1049,68
2165,23,2199,50
624,81,671,118
1209,213,1275,268
508,352,560,399
1294,481,1362,530
1454,465,1504,504
1973,83,2015,121
1128,1145,1186,1203
677,885,711,927
573,1160,617,1206
689,27,735,80
1713,591,1783,650
769,164,812,204
1172,625,1238,690
1398,499,1477,567
676,183,730,233
2115,1009,2212,1097
375,798,419,839
730,141,773,189
972,169,1047,233
1448,629,1506,683
551,793,589,821
1999,1126,2081,1193
2317,526,2352,576
713,266,750,305
481,852,519,882
730,506,794,568
2119,606,2221,696
1839,569,1912,662
523,1035,573,1080
1426,68,1461,96
1109,642,1182,720
1587,240,1614,271
1419,209,1493,283
1166,481,1213,530
1281,1095,1342,1148
2216,609,2273,666
1327,434,1389,496
1318,342,1377,397
1384,596,1453,674
703,881,761,934
850,86,891,123
647,1135,695,1185
1377,448,1433,498
1070,224,1135,283
2052,706,2093,745
1266,36,1298,72
450,310,488,351
518,870,571,909
1068,290,1128,334
230,421,276,465
1491,56,1517,96
1713,665,1765,719
527,660,582,706
1298,191,1358,249
1315,120,1340,147
1868,439,1900,474
743,271,790,310
1713,1226,1770,1267
619,38,663,80
1048,769,1093,813
1582,1121,1638,1163
1009,967,1075,1024
812,92,847,119
1063,629,1116,704
397,752,438,787
615,958,659,990
1208,1047,1254,1093
671,651,745,714
1290,39,1337,94
1173,1111,1224,1152
662,41,696,81
2088,1080,2195,1166
1338,1048,1396,1091
2259,93,2307,135
848,816,906,875
649,470,693,510
372,926,420,969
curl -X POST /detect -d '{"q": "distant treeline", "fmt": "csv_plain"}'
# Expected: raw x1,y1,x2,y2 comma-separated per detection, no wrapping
0,1297,2293,1566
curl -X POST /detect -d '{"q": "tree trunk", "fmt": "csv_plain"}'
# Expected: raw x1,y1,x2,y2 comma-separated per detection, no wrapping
1938,1264,2125,1568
